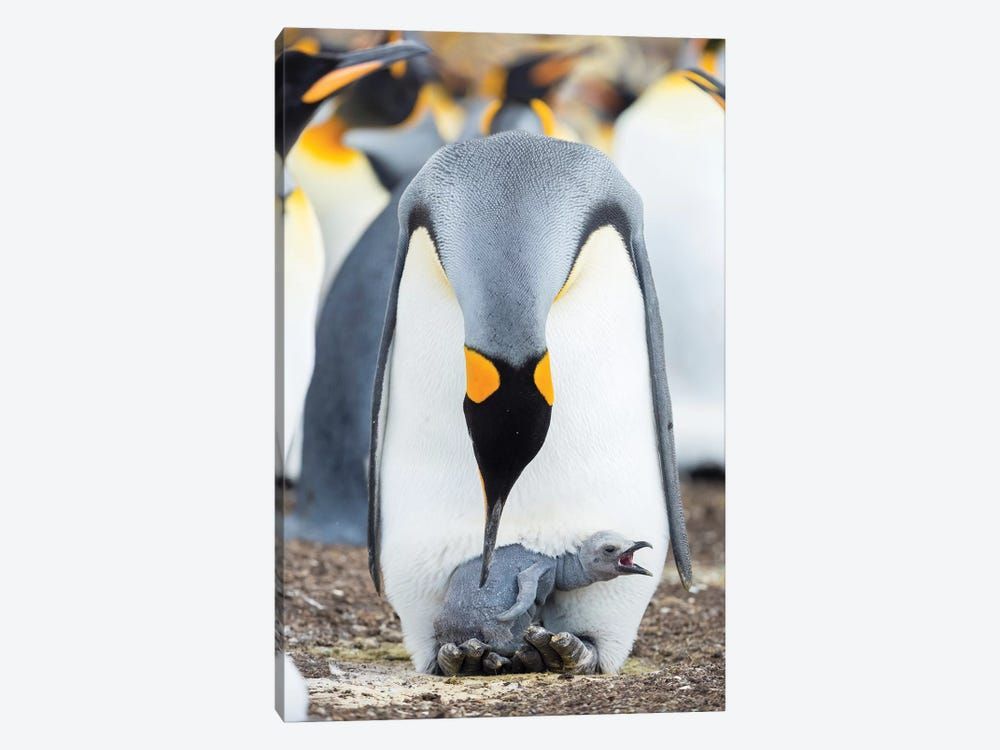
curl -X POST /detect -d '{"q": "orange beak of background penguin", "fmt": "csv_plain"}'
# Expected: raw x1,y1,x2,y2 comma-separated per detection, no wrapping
464,347,555,586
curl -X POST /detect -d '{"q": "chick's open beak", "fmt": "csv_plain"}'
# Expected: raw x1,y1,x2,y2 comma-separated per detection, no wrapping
617,540,653,576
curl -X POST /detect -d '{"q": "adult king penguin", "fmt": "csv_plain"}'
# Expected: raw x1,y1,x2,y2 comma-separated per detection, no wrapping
285,36,455,299
275,38,429,160
613,51,725,473
467,50,584,140
369,131,692,674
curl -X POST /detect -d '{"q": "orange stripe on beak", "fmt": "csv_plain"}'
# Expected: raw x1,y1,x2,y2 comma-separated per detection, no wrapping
301,59,383,104
529,54,578,87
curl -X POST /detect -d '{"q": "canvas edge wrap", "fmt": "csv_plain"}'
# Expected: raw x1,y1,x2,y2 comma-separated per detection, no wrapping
274,26,290,720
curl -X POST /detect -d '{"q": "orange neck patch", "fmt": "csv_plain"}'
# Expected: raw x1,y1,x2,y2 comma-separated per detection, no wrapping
529,99,557,136
534,352,554,406
465,348,501,403
296,116,360,164
480,99,503,135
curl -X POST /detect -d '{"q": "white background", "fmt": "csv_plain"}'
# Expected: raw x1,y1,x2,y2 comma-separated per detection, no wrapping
2,1,998,747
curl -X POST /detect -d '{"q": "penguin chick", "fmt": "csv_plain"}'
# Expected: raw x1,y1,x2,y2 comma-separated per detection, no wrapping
433,532,652,673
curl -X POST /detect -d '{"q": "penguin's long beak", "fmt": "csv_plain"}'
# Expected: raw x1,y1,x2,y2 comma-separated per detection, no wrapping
617,541,653,576
463,347,554,586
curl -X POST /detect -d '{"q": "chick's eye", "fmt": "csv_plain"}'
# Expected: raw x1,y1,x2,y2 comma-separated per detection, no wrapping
603,545,616,554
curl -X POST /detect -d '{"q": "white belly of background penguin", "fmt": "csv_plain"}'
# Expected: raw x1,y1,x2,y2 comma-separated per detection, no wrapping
613,68,725,472
369,131,692,675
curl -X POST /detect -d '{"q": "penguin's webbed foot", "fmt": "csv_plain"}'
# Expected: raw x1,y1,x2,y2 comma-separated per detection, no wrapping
524,625,599,674
435,638,489,676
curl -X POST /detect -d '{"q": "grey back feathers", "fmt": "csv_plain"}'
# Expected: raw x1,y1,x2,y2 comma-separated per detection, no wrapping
369,131,693,593
434,544,556,656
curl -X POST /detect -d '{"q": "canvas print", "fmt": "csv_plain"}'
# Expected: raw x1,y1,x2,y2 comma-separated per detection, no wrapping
275,28,724,721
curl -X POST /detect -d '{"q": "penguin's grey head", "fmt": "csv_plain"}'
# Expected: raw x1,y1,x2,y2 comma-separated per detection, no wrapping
396,131,648,585
578,531,654,581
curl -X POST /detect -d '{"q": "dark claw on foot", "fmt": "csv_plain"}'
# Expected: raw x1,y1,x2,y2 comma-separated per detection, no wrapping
436,642,464,676
458,638,487,675
483,652,510,675
549,631,599,674
524,625,563,671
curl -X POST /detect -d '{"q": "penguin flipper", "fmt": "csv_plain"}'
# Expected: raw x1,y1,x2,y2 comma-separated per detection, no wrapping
367,207,416,595
497,560,550,622
367,332,394,596
625,223,694,591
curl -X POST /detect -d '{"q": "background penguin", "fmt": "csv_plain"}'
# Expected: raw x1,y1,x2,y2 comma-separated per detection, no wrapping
564,77,638,154
464,50,586,140
278,172,323,483
276,36,430,482
283,35,440,298
339,32,464,188
368,131,692,674
290,180,413,544
275,37,429,160
612,43,725,474
292,40,458,542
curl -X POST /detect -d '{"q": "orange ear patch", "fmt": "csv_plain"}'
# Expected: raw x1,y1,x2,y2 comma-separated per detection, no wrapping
534,352,554,406
465,348,501,403
296,116,358,164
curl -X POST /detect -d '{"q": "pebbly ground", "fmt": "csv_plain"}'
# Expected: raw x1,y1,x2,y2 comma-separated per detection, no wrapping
280,479,724,720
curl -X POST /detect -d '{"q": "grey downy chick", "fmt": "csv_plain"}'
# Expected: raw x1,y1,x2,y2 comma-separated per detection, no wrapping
433,531,652,662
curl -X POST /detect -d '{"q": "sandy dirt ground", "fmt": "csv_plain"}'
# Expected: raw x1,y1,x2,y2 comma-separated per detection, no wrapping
279,478,724,720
